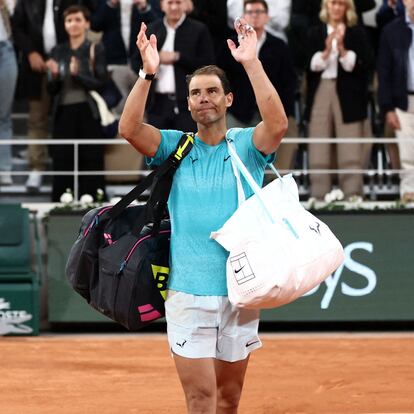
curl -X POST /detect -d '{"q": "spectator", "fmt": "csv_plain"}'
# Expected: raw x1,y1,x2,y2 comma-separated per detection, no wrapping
220,0,298,171
305,0,374,200
46,5,106,201
91,0,158,115
376,0,404,30
132,0,215,132
227,0,291,42
0,0,17,186
288,0,376,72
12,0,97,192
377,0,414,202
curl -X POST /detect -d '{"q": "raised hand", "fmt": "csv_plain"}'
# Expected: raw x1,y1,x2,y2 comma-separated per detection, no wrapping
136,22,159,74
322,31,335,60
227,17,257,64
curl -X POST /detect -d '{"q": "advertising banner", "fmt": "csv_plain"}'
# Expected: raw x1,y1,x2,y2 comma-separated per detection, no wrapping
262,213,414,322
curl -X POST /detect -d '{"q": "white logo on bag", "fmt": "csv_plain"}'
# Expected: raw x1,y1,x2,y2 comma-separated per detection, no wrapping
230,253,255,285
303,242,377,309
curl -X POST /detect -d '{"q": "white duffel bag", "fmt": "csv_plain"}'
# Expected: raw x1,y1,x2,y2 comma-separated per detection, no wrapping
210,139,345,309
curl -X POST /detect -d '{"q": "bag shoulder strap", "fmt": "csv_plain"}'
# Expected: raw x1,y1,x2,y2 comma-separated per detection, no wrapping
109,132,194,223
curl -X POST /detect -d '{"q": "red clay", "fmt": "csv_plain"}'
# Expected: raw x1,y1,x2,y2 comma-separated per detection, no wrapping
1,334,413,413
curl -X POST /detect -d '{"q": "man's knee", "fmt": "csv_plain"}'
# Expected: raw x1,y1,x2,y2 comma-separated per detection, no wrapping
217,384,242,410
185,385,216,412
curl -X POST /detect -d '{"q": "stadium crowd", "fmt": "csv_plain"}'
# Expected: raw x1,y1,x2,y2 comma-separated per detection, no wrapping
0,0,413,202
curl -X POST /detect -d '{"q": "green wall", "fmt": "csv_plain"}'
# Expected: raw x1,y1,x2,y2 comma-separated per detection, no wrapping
47,212,414,323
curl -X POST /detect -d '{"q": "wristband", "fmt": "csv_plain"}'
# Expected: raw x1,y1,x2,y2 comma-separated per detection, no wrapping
139,69,156,81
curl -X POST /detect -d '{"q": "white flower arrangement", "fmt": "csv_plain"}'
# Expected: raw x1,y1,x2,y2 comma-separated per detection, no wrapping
59,189,74,204
50,188,106,214
307,187,412,211
79,194,94,204
324,188,344,204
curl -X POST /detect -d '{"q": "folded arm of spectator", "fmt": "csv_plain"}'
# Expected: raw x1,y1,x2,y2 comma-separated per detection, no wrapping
309,44,357,73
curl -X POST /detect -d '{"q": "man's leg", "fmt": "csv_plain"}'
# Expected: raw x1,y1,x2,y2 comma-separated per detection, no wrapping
215,356,250,414
173,355,217,414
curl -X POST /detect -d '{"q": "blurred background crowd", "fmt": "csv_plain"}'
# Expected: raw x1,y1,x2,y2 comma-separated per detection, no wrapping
0,0,413,203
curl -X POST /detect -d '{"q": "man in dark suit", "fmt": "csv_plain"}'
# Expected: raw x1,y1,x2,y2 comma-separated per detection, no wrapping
376,0,405,31
132,0,215,132
220,0,298,171
378,0,414,202
12,0,96,191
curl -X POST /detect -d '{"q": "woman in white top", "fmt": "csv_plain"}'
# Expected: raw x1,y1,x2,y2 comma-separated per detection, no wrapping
305,0,374,200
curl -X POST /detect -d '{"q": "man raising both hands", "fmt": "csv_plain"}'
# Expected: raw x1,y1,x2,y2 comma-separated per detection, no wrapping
119,18,287,414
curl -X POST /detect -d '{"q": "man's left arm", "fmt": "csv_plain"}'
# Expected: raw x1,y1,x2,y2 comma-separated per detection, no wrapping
246,59,288,155
228,18,288,155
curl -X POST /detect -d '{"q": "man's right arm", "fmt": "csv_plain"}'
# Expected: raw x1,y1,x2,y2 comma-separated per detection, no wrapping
118,23,161,157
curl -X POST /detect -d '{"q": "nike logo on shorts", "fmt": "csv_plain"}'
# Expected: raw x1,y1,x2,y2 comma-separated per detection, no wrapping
176,340,187,348
245,340,260,348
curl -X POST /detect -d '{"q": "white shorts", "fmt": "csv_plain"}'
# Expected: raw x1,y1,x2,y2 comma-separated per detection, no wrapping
165,290,262,362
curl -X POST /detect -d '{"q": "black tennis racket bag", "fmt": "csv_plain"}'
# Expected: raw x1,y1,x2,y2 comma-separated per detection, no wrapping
65,133,194,330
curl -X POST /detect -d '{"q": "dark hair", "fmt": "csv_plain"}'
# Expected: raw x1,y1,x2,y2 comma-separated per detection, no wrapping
63,5,91,21
243,0,268,12
186,65,232,95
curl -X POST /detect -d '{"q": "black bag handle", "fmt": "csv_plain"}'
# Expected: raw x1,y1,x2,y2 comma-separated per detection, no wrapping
107,132,194,232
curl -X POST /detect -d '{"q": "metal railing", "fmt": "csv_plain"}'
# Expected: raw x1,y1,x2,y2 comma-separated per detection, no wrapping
0,137,408,200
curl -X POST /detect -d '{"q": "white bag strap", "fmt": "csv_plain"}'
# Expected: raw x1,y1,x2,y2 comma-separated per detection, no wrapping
225,138,300,238
267,162,283,180
228,145,246,206
225,138,275,224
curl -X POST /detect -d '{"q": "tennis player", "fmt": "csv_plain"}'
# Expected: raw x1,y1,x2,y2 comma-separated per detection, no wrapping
119,16,287,414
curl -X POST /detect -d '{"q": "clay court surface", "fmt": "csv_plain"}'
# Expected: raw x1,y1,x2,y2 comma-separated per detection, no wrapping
1,333,413,414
